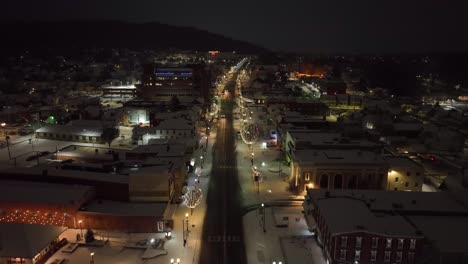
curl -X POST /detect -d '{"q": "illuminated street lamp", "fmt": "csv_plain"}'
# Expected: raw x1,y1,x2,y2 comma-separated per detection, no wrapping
165,228,172,239
90,252,95,264
78,220,84,238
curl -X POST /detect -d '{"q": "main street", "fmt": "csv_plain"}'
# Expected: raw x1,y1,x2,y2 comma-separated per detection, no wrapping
199,64,247,263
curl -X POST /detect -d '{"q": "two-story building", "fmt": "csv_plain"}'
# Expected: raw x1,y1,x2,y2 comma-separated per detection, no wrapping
289,149,388,192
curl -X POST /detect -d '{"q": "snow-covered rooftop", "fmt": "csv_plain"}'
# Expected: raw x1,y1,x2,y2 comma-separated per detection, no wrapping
36,120,104,137
0,180,92,205
0,223,66,258
293,149,386,165
81,200,167,217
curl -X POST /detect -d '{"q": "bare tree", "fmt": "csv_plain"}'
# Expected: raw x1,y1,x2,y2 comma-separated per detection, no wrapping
183,186,203,215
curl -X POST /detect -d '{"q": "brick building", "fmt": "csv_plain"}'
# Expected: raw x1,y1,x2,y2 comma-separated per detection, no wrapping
304,189,468,264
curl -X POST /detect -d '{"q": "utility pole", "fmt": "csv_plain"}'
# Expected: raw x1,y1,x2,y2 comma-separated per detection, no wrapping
260,203,266,233
5,136,11,160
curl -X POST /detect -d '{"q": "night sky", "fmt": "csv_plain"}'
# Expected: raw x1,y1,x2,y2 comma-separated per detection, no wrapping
3,0,468,53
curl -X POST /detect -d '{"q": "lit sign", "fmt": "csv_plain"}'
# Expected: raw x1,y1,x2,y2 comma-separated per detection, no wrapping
209,51,219,56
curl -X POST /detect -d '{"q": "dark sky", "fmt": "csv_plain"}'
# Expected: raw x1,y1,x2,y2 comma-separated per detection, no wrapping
3,0,468,53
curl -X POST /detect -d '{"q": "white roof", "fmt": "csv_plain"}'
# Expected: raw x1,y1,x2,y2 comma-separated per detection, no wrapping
293,149,386,165
128,144,186,156
0,223,66,258
307,189,468,215
315,197,418,236
36,120,104,137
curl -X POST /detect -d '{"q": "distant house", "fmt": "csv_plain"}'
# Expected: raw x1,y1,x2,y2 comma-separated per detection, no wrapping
386,157,424,192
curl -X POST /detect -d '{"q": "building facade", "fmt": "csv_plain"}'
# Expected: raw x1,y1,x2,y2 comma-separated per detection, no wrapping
290,150,388,192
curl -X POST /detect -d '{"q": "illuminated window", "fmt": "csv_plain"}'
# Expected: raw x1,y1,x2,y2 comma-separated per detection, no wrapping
372,237,379,248
356,237,362,248
398,238,404,249
371,250,377,261
410,239,416,250
305,173,310,181
354,250,361,261
386,238,392,249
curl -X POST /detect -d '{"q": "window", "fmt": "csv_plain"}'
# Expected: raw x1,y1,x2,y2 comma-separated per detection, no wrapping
394,187,398,191
408,252,415,263
372,237,379,248
305,173,310,181
395,177,399,182
354,250,361,261
386,238,392,249
398,239,404,249
384,251,391,262
416,172,420,176
410,239,416,250
407,172,411,176
396,252,402,262
356,237,362,248
341,236,348,247
340,249,347,260
405,182,409,187
414,182,419,187
371,250,377,261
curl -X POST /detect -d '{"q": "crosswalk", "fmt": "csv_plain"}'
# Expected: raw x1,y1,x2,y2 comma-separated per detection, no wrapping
217,165,238,169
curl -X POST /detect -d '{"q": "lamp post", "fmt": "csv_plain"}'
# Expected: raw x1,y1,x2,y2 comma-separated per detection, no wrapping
185,213,189,233
260,203,266,233
5,136,11,160
182,213,189,247
90,252,95,264
78,220,83,238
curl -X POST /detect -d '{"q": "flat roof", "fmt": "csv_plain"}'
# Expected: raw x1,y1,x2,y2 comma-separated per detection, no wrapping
81,200,167,217
307,189,468,215
0,180,93,205
293,149,386,164
128,144,186,156
316,197,418,237
408,216,468,254
0,223,66,258
157,118,193,130
385,156,423,169
36,120,104,137
2,166,128,184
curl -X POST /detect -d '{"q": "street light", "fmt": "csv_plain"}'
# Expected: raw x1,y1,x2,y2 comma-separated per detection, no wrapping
165,228,172,239
261,203,266,233
90,252,95,264
78,220,83,238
